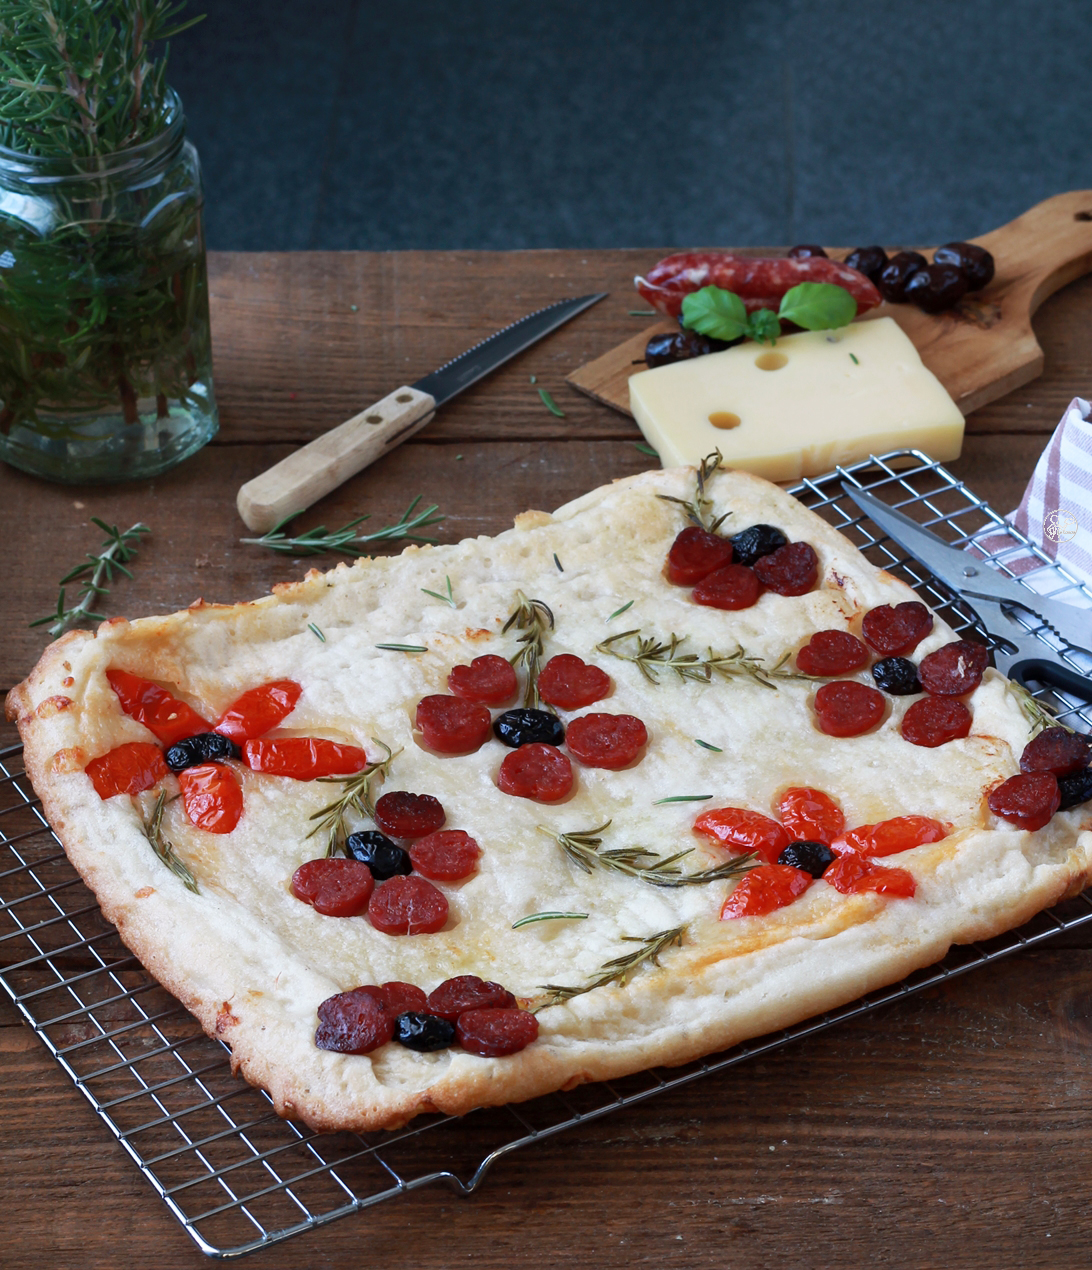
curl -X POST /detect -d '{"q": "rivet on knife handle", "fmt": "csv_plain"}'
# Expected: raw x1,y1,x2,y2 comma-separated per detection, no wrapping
236,386,436,533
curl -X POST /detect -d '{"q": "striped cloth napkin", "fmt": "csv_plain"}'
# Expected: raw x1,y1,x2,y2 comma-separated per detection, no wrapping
970,397,1092,608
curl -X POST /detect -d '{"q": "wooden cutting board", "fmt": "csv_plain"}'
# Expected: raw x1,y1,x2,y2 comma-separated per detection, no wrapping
567,190,1092,419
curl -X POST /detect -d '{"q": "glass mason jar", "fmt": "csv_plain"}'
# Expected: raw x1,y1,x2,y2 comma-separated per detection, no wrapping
0,89,217,483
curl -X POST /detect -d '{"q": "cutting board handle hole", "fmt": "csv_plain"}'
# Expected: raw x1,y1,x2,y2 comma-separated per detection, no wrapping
396,392,414,403
755,351,788,371
708,411,742,430
365,413,383,424
1075,211,1092,221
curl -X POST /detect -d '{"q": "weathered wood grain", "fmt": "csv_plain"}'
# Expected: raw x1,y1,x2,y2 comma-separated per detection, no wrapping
3,951,1091,1268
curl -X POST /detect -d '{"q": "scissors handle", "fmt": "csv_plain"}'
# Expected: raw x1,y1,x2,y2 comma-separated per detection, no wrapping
1004,657,1092,703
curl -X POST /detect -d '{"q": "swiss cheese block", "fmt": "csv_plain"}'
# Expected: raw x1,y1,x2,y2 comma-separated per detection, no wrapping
628,317,965,480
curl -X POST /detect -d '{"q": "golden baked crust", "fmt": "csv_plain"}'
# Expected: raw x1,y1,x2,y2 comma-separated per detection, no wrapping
9,466,1092,1132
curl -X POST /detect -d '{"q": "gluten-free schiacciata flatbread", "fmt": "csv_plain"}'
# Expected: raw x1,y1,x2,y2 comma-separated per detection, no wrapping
8,466,1092,1132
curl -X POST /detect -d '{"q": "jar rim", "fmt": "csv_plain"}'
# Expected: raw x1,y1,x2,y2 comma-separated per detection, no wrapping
0,88,185,184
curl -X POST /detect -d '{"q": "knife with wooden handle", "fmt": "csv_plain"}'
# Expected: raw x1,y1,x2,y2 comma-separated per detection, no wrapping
236,292,607,533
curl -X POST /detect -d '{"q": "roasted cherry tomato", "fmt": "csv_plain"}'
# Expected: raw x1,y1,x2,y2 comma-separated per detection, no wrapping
823,853,916,898
693,807,789,864
177,762,244,833
447,655,519,706
835,815,947,857
242,737,370,780
720,864,812,919
777,787,845,845
291,858,375,917
213,679,303,744
85,741,169,799
106,668,209,746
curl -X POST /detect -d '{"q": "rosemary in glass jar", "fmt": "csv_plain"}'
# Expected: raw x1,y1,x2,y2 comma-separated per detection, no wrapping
0,2,216,483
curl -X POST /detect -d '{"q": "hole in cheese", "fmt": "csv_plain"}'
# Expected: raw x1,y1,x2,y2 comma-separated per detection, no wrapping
755,351,788,371
708,412,742,430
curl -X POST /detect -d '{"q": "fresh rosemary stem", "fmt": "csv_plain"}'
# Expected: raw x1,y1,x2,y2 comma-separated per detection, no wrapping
140,790,199,893
30,518,149,638
539,925,687,1007
596,629,804,690
504,591,554,708
241,497,444,556
540,821,754,888
307,741,398,856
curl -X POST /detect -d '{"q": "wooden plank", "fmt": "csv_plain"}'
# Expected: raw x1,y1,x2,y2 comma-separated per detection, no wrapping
567,192,1092,426
3,950,1092,1268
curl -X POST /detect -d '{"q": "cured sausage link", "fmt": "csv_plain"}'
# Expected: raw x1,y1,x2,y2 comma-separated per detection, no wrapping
634,253,882,319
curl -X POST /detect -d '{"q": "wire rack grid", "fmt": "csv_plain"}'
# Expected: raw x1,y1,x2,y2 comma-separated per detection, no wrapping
4,448,1092,1260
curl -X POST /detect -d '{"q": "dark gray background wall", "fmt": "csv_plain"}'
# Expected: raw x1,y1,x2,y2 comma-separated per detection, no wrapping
168,0,1092,252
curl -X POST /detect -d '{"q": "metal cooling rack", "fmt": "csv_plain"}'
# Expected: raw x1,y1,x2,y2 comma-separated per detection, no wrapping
4,448,1092,1260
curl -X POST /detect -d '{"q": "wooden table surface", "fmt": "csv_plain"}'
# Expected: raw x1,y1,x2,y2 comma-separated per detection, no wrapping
3,249,1092,1268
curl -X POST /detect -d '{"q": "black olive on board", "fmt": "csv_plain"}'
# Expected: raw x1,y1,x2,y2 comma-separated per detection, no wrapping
844,245,889,284
878,251,928,303
788,244,828,259
933,241,995,291
164,732,241,772
493,708,565,749
904,262,969,313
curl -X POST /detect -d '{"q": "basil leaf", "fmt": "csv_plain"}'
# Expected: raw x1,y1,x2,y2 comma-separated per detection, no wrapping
680,286,748,341
778,282,857,330
746,309,781,345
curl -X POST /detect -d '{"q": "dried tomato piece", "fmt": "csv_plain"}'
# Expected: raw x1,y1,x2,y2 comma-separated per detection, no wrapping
917,641,989,696
836,815,947,857
860,602,933,657
823,853,916,897
447,655,518,706
213,679,302,745
242,737,370,780
106,668,209,746
795,630,869,677
456,1007,539,1057
1019,727,1092,777
367,875,449,935
692,563,761,611
777,787,845,845
177,762,243,833
666,526,733,585
315,989,393,1054
752,541,818,596
537,655,611,710
415,694,493,755
813,681,885,737
426,975,517,1022
408,829,482,880
564,713,648,770
901,696,972,747
987,772,1061,831
720,864,812,918
85,741,169,799
496,743,574,802
693,807,790,864
291,858,375,917
380,981,428,1014
373,791,446,840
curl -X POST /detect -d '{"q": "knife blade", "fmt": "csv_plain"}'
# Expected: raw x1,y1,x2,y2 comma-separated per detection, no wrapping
237,292,607,533
844,485,1092,656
